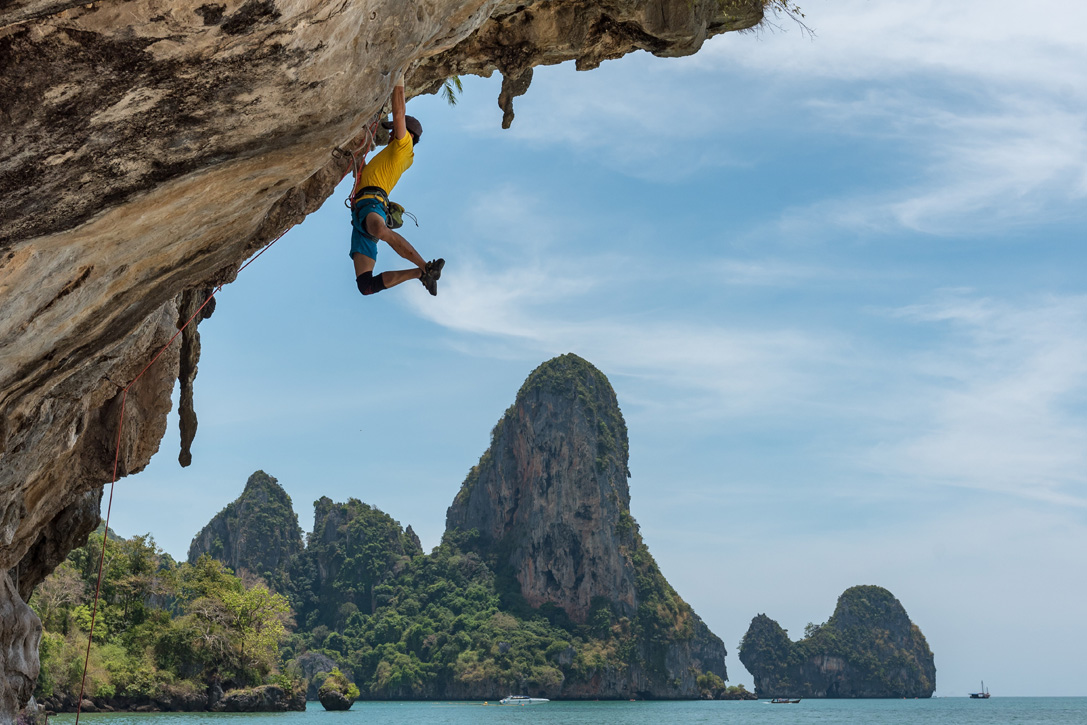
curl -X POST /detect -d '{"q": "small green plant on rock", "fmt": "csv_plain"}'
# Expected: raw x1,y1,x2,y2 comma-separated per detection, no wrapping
317,668,360,711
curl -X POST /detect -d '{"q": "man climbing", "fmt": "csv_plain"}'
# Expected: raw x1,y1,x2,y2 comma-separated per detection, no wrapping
350,72,444,296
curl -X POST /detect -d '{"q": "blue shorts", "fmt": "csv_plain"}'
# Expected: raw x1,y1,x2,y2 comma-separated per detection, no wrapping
350,198,387,260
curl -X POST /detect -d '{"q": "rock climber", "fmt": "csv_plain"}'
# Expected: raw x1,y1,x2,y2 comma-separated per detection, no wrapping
349,73,444,296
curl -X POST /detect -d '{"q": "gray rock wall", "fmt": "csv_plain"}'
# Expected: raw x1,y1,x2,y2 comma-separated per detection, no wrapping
446,353,637,622
446,354,728,697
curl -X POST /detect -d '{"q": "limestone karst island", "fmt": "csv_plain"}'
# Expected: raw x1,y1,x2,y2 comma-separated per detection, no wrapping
739,586,936,700
0,0,944,720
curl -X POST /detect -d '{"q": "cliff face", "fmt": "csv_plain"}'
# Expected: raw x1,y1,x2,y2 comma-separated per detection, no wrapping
187,470,304,592
447,353,636,621
446,353,727,697
1,0,767,716
738,585,936,699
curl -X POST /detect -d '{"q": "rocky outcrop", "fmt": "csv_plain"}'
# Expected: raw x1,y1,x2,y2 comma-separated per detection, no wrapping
288,651,340,701
0,574,41,719
318,689,352,711
739,585,936,699
187,470,304,592
213,684,305,713
316,668,357,711
446,353,727,697
1,0,769,716
42,683,210,714
293,497,423,627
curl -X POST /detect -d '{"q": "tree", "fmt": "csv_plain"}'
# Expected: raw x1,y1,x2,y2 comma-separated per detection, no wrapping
31,562,84,631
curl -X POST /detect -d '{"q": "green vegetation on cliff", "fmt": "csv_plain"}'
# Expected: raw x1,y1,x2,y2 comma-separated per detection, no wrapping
290,497,422,631
31,527,297,709
187,470,303,594
738,585,935,699
283,528,713,698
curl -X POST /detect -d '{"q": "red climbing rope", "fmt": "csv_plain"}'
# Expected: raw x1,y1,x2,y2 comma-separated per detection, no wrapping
74,123,374,720
73,224,292,722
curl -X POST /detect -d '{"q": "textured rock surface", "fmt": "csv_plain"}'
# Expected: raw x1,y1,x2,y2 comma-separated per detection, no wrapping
318,689,352,711
447,353,727,697
1,0,767,716
187,469,304,591
739,585,936,699
447,353,636,621
212,684,305,712
0,574,41,719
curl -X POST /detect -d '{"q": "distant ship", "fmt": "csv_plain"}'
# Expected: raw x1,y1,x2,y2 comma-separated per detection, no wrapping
499,695,550,705
969,681,991,699
770,697,801,704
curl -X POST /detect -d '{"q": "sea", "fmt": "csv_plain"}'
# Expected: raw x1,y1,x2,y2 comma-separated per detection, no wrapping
49,698,1087,725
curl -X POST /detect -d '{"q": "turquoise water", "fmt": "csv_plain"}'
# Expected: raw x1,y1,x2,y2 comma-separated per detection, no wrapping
52,698,1087,724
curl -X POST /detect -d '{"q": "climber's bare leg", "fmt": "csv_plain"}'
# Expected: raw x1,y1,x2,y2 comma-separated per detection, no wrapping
352,253,421,289
380,268,424,288
365,211,426,269
352,252,376,278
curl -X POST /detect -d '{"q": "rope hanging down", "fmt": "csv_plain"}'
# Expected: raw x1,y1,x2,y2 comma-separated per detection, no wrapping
73,225,299,721
74,122,373,722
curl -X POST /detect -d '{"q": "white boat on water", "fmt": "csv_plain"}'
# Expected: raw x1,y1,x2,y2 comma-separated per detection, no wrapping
499,695,550,706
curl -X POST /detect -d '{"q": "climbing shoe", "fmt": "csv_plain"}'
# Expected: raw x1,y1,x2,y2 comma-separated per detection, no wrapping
420,258,443,296
420,269,438,296
421,276,438,296
425,258,445,280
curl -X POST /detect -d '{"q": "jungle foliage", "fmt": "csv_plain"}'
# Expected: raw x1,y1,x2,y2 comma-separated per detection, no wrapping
282,523,702,698
31,528,292,703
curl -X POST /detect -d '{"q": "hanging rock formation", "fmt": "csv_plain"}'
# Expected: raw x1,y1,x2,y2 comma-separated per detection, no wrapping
738,585,936,699
1,0,770,717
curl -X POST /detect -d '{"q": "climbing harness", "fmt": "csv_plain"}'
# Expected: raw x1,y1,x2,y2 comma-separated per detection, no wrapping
350,186,416,230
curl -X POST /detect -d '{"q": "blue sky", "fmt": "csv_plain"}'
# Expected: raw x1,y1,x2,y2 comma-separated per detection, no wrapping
110,0,1086,697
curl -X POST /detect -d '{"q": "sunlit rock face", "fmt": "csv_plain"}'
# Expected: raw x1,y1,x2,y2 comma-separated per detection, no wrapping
447,353,637,623
0,0,765,716
446,354,728,697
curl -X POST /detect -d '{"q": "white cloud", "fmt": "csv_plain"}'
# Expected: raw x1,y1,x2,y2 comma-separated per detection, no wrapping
415,192,1087,507
712,0,1087,234
474,0,1087,235
405,184,846,420
872,291,1087,505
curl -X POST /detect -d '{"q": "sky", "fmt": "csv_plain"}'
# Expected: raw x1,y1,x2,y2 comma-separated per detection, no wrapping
107,0,1087,697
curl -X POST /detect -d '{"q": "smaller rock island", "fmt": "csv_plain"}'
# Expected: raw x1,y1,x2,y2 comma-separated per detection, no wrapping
738,585,935,699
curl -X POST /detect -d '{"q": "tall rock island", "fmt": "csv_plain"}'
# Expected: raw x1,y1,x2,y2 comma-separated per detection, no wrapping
739,585,936,698
446,352,637,621
439,353,727,698
187,470,304,593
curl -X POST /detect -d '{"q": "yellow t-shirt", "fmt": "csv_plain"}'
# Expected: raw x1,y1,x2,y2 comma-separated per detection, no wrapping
353,134,414,196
